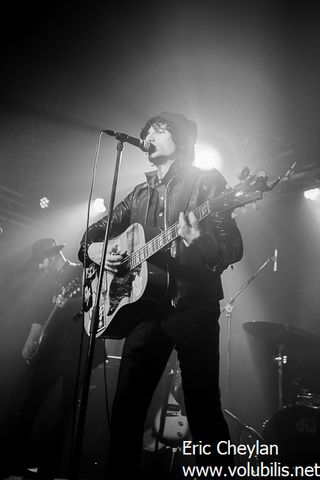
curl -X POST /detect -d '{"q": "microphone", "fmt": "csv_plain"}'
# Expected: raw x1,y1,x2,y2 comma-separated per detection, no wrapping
102,130,154,153
273,247,278,272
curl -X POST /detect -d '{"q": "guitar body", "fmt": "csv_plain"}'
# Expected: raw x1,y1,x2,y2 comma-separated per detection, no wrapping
83,223,169,338
154,393,190,447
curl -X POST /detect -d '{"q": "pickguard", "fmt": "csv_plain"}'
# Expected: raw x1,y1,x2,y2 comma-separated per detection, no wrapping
108,267,142,315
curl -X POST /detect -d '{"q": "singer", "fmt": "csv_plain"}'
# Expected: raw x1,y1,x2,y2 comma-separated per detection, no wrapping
78,112,243,479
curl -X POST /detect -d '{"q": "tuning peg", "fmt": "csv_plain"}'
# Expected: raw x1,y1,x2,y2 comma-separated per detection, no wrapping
237,166,250,180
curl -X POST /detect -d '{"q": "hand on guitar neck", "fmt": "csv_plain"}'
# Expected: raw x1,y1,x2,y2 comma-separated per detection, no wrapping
177,211,201,247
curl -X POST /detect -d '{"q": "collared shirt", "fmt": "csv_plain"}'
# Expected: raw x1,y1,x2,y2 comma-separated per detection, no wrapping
145,160,183,229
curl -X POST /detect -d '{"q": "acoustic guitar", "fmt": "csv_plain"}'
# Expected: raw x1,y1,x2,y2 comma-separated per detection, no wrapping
83,172,278,337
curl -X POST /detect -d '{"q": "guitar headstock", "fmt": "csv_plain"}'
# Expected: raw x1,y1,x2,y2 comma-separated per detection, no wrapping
209,170,280,215
238,171,280,194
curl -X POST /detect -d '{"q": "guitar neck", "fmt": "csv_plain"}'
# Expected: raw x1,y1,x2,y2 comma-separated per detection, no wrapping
41,304,59,334
126,200,211,270
124,180,262,270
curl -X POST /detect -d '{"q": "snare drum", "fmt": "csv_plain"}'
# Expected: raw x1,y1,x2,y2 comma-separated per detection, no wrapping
262,405,320,465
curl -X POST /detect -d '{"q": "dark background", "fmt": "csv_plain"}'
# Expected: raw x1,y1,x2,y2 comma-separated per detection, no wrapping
0,0,320,452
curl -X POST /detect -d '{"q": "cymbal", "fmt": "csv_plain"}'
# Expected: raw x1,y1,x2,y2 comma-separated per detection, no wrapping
243,321,319,349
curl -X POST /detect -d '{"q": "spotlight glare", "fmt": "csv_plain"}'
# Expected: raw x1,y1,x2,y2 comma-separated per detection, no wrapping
193,143,223,171
91,197,106,216
40,196,50,209
304,188,320,201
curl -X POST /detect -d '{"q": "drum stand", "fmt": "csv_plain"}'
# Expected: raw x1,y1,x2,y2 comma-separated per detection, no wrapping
273,343,287,410
221,254,276,404
224,409,264,466
225,408,264,442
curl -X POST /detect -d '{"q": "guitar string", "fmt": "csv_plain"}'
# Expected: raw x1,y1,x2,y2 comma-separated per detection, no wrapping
121,201,210,269
121,194,227,269
120,181,257,270
87,178,260,273
122,192,244,269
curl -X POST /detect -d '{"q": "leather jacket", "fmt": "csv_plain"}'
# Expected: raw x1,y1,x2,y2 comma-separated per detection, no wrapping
78,162,243,308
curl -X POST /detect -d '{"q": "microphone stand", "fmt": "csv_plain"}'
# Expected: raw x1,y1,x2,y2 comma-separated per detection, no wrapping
222,254,275,405
69,140,124,480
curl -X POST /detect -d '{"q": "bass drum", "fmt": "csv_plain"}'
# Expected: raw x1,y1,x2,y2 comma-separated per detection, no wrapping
262,405,320,466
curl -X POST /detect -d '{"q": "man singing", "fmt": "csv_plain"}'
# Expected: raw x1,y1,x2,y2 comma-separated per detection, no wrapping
79,112,243,478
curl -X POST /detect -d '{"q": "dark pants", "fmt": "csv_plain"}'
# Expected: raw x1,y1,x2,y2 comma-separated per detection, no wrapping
106,302,231,480
13,345,79,477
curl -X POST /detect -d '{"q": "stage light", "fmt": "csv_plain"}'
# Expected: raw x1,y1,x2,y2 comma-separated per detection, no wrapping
193,144,223,171
91,197,106,216
40,197,50,209
304,188,320,201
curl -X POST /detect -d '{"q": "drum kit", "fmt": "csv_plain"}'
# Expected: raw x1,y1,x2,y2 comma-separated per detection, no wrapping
242,321,320,466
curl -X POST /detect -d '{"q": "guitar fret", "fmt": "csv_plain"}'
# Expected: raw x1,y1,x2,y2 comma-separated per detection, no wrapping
171,225,179,238
164,231,171,243
144,244,153,259
153,237,159,251
126,202,211,270
198,201,209,219
130,254,137,269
